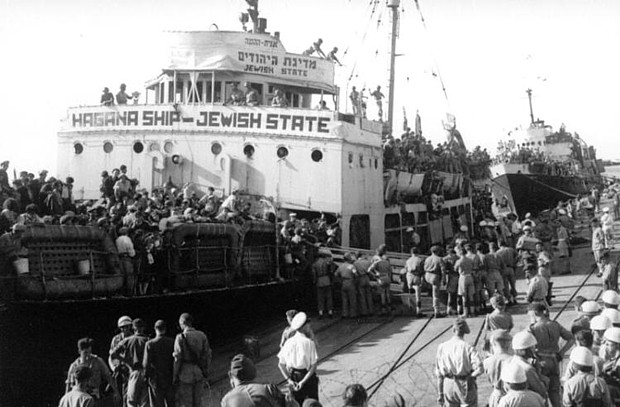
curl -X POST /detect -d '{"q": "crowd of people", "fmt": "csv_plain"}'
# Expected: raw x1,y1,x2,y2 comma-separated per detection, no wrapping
381,130,492,179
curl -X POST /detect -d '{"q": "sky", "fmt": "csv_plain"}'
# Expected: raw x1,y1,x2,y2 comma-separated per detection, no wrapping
0,0,619,177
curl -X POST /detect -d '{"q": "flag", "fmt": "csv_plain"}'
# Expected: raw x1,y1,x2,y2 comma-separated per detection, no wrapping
415,110,422,137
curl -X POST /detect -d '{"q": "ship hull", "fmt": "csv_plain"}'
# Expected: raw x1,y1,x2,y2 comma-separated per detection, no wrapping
0,279,311,407
491,173,602,216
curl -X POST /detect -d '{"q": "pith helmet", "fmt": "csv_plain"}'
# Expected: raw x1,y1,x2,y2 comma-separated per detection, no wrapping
500,362,526,384
604,327,620,344
290,312,307,331
601,308,620,325
581,301,601,315
590,315,612,331
570,346,593,367
117,315,132,328
602,290,620,306
512,331,537,350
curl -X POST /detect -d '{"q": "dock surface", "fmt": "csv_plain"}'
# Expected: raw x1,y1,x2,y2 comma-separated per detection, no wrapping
205,202,618,407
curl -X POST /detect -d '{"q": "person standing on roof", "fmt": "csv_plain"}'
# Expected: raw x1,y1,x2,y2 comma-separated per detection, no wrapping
370,86,385,121
116,83,133,105
435,318,483,407
101,87,114,106
349,86,360,116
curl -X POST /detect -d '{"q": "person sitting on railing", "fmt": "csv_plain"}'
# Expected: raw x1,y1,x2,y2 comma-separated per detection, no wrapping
302,38,326,58
326,47,342,66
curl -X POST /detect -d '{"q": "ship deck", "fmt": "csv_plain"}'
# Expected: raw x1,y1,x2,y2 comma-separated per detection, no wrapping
203,199,618,406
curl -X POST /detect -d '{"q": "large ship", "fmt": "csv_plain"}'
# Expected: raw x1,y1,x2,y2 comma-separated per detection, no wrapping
1,1,476,404
490,89,605,217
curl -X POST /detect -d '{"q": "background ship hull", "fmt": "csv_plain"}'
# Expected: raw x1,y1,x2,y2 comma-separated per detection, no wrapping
0,279,311,406
492,173,601,216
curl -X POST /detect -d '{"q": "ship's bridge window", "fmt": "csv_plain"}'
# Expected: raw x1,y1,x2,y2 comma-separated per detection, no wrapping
277,146,289,159
133,142,144,154
103,142,113,154
73,143,83,155
211,142,222,155
311,149,323,162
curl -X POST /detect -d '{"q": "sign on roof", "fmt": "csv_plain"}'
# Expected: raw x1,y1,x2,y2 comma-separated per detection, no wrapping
166,31,335,93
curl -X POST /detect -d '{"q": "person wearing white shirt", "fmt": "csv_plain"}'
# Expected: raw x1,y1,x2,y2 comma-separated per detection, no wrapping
277,312,319,406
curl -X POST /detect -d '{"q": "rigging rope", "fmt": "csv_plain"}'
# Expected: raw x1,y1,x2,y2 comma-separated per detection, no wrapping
413,0,451,108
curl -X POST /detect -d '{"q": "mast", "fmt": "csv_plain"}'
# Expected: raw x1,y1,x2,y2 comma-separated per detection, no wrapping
387,0,400,133
526,88,535,125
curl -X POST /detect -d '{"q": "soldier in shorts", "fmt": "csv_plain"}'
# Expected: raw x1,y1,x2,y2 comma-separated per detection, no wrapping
455,245,475,317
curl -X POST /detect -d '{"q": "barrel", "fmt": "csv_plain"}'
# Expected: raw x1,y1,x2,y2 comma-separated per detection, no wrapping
13,258,29,275
77,259,90,275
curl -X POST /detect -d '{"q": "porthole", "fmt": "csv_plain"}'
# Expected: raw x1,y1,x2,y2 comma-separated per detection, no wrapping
149,142,160,152
211,142,222,155
277,146,289,159
133,141,144,154
103,142,113,153
243,144,255,158
74,143,84,155
311,150,323,162
164,141,174,153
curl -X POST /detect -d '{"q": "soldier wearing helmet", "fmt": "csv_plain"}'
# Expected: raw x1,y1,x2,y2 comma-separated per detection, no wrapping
563,347,612,407
509,331,548,401
498,363,546,407
602,290,620,310
108,315,133,402
590,315,612,355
